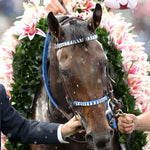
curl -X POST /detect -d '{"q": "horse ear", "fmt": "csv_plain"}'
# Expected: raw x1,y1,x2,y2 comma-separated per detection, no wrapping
47,12,62,38
87,3,102,31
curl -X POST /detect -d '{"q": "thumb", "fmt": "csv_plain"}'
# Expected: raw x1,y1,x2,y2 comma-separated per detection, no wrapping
126,114,137,123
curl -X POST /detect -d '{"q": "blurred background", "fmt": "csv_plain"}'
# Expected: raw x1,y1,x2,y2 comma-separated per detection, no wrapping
0,0,149,57
0,0,26,36
115,0,150,58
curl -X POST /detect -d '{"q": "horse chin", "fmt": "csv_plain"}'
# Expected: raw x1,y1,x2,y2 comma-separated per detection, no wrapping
94,146,111,150
88,142,111,150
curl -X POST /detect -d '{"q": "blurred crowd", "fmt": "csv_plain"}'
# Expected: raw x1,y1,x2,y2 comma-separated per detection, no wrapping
133,0,150,56
117,0,150,56
0,0,26,36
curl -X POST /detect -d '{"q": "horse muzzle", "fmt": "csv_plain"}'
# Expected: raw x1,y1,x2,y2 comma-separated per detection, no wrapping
85,129,114,149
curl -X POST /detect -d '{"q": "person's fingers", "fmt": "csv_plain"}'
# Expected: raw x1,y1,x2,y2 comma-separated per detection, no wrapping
54,0,66,14
45,0,66,14
126,114,137,122
64,116,81,130
71,115,81,124
63,0,67,5
118,118,132,125
51,7,59,15
118,114,136,124
71,116,82,127
72,121,82,128
45,4,59,14
118,121,134,128
69,116,78,123
118,114,137,134
118,116,129,124
74,115,81,121
126,117,134,123
78,129,85,133
72,115,78,121
119,126,134,134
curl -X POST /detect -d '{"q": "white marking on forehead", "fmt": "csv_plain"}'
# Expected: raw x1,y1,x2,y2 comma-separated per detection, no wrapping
96,40,107,59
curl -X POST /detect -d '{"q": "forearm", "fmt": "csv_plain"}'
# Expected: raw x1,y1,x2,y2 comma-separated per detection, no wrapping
135,111,150,131
2,110,61,144
19,120,60,144
1,84,60,144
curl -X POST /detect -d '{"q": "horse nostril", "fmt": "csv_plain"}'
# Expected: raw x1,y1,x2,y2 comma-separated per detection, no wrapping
110,129,114,137
86,131,112,148
85,133,94,143
108,129,114,138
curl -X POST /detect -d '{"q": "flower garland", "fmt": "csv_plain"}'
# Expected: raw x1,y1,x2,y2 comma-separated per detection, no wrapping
100,7,150,113
100,7,150,149
0,0,150,149
0,3,48,150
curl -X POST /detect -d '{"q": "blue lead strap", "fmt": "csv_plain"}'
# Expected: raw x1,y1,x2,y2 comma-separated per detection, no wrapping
107,114,117,129
42,33,58,108
42,34,71,120
105,100,117,129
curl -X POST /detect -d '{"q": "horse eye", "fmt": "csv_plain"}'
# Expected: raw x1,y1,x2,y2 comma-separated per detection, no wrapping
104,60,108,67
61,70,68,76
61,69,72,79
98,60,107,67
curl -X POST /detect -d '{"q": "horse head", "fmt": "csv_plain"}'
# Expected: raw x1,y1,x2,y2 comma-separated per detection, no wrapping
47,4,114,149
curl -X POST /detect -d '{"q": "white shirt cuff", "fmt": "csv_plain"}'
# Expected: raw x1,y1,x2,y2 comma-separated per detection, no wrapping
57,124,69,143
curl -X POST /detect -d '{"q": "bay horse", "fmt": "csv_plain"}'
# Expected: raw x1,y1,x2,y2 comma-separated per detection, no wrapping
31,3,121,150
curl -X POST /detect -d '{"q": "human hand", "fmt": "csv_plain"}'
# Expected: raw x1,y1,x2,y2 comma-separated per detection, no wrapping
44,0,66,14
118,114,137,134
61,116,84,138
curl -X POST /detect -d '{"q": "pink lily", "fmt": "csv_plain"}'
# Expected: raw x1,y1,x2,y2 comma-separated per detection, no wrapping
83,0,95,12
19,21,45,40
72,0,95,13
129,66,140,74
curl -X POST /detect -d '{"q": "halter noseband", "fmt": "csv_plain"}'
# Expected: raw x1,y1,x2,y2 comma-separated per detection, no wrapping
73,95,108,106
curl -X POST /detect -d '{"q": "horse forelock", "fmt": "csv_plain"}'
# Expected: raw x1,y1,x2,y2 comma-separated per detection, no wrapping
59,17,90,45
70,22,87,41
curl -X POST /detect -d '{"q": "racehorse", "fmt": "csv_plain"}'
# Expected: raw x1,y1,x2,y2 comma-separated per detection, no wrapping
31,3,121,150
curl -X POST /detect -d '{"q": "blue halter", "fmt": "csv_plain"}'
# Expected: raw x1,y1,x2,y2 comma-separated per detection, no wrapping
56,34,98,49
73,96,108,106
42,33,117,129
43,33,58,108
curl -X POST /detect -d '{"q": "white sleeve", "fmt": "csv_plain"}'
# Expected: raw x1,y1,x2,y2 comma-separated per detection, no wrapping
104,0,121,9
57,124,69,143
127,0,138,9
104,0,138,9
